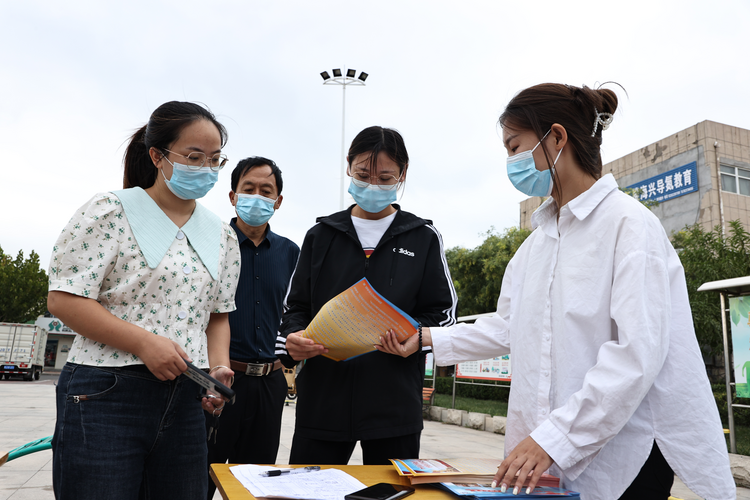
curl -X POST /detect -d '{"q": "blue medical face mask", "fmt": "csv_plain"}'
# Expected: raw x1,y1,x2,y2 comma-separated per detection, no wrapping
235,193,277,227
162,162,218,200
506,131,563,197
347,178,399,214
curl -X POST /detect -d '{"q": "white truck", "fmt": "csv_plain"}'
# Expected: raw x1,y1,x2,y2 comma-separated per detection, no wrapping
0,323,48,381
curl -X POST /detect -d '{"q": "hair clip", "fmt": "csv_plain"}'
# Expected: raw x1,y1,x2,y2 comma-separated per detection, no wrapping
591,107,614,137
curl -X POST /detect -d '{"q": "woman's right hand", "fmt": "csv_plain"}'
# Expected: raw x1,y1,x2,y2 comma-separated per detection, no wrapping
286,331,328,361
135,335,190,381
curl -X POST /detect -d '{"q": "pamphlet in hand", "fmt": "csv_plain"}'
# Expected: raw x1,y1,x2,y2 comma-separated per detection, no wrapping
303,278,419,361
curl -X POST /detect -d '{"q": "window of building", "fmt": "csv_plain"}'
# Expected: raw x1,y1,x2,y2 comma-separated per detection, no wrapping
721,165,750,196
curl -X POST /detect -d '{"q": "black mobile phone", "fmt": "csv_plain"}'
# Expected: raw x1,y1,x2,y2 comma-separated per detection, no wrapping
345,483,415,500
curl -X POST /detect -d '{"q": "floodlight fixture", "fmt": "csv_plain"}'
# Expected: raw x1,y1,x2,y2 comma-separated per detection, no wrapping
358,72,368,82
346,69,356,78
320,71,331,81
332,68,342,77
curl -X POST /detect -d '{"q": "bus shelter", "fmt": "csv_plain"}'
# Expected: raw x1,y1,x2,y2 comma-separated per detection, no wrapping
697,275,750,453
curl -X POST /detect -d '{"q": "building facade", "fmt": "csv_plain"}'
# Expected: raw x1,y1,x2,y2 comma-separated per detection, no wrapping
36,315,75,370
520,120,750,236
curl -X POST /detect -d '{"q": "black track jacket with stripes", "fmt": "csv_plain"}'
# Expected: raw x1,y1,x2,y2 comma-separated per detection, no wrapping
276,205,457,442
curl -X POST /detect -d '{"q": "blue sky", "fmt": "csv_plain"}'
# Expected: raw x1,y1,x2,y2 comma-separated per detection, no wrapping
1,0,749,268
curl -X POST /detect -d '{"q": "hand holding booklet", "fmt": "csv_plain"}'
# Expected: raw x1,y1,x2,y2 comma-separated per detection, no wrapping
303,278,418,361
389,459,579,498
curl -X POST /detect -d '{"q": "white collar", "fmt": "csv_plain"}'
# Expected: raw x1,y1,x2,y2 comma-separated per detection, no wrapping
112,188,222,280
531,174,619,232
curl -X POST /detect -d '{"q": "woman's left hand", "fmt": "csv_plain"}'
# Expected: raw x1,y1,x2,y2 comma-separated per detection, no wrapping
492,436,554,494
201,394,226,414
201,366,234,414
375,329,424,357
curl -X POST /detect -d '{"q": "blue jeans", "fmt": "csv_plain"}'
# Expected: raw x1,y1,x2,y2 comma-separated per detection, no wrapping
53,363,208,500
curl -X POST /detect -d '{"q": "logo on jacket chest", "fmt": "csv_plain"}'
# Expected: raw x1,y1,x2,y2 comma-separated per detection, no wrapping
393,247,415,257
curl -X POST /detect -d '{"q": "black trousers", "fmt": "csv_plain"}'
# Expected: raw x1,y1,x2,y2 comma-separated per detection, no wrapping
618,441,674,500
205,369,287,500
289,432,421,465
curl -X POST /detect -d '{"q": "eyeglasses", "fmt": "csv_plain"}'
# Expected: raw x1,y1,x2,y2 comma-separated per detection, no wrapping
351,171,402,191
162,149,228,172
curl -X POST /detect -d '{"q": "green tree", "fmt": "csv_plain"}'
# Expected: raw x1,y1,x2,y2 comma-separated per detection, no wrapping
446,227,532,317
0,246,49,323
620,187,659,210
672,220,750,354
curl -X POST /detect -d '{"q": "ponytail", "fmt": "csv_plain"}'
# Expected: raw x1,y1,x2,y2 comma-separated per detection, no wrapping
123,125,158,189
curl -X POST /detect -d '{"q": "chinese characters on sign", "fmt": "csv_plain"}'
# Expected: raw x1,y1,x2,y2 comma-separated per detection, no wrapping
456,355,511,381
627,161,698,203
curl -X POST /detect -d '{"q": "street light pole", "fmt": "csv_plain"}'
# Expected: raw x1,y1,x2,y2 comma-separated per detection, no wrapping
340,82,346,210
320,68,369,210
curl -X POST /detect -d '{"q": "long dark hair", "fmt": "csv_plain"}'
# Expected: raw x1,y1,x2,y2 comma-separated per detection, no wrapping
123,101,228,189
499,83,619,201
347,126,409,178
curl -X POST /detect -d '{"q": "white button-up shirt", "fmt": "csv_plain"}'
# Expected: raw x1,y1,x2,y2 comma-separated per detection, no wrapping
431,174,734,500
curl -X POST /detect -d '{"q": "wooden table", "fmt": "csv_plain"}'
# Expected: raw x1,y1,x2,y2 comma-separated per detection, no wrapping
210,464,455,500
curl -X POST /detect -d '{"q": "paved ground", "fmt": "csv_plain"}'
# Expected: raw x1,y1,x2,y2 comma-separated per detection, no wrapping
0,372,747,500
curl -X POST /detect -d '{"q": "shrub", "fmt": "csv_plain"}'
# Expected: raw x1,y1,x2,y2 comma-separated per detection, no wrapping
432,377,510,402
713,383,750,427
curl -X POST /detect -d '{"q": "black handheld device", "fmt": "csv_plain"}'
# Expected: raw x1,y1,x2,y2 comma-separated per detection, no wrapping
345,483,415,500
182,359,236,405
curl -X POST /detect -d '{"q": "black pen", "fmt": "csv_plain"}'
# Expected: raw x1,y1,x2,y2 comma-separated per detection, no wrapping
261,466,321,477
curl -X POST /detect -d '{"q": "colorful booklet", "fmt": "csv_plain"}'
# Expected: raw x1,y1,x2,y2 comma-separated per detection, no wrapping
438,482,580,499
391,458,500,484
303,278,419,361
390,459,560,488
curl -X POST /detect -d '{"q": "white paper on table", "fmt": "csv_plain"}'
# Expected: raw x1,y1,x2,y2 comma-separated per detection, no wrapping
229,465,367,500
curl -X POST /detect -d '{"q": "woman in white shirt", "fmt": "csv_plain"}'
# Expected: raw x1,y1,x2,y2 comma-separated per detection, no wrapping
379,84,734,500
47,101,240,500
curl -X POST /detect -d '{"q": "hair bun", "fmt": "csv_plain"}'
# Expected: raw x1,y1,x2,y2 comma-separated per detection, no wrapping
499,81,625,183
596,87,619,115
570,85,588,109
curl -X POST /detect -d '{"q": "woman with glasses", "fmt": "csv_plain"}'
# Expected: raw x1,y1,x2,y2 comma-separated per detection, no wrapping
47,101,240,500
276,125,457,465
378,84,734,500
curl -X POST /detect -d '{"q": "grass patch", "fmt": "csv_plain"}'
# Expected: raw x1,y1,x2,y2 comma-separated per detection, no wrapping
729,424,750,456
434,393,508,417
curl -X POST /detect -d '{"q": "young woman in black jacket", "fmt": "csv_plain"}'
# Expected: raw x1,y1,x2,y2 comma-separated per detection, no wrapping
276,126,457,465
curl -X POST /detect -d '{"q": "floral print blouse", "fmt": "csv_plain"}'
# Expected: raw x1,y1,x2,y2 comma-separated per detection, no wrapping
48,191,240,368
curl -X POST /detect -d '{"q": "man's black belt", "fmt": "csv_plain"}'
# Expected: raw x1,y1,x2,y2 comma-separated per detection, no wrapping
229,359,282,376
